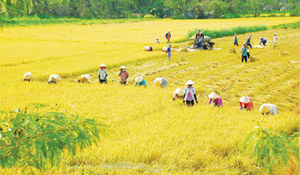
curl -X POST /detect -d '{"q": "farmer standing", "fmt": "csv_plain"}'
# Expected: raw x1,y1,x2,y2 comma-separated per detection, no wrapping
98,64,108,83
208,92,223,107
273,33,278,45
183,80,198,106
165,31,171,43
119,66,129,85
234,34,238,46
164,43,171,61
259,103,278,115
240,43,248,63
239,96,254,111
246,35,252,49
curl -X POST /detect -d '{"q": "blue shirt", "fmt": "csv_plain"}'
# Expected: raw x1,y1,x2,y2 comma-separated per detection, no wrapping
136,79,146,86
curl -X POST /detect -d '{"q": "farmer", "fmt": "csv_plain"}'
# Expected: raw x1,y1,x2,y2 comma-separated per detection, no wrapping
48,74,61,84
135,76,146,87
208,92,223,107
119,66,129,85
165,31,171,43
98,64,108,84
273,33,278,44
247,48,250,59
259,37,267,46
195,29,202,41
23,72,33,81
163,43,171,61
240,43,248,63
173,88,185,101
234,34,238,46
259,103,278,115
197,32,204,48
239,96,254,111
155,37,160,44
154,77,167,87
183,80,198,106
144,46,153,51
78,74,91,83
246,35,252,49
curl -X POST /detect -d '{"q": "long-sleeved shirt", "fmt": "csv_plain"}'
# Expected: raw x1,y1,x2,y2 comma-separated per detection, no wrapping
209,97,223,107
184,86,196,101
273,36,278,44
240,97,254,110
240,46,247,56
246,37,251,44
259,104,278,115
161,78,167,87
98,69,107,80
135,79,146,86
119,70,129,82
165,33,171,39
259,38,267,45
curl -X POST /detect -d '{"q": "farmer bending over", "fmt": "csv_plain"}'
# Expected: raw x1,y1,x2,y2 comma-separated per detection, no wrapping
154,77,167,87
259,104,278,115
135,76,146,87
259,37,267,46
78,74,91,83
48,74,61,84
208,92,223,107
239,96,254,111
24,72,33,82
173,88,184,101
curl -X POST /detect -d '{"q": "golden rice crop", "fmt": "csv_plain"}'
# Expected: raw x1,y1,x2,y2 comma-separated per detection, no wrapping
0,17,299,174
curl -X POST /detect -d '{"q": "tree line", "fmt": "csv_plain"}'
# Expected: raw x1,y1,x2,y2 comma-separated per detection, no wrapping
0,0,299,19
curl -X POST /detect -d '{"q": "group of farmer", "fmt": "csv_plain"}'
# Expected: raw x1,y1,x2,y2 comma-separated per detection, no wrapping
236,33,279,63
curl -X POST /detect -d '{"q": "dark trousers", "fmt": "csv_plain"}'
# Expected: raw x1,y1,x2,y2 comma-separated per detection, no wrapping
247,43,252,49
120,81,127,85
234,42,238,46
99,79,107,84
247,52,250,59
242,55,247,63
186,100,194,106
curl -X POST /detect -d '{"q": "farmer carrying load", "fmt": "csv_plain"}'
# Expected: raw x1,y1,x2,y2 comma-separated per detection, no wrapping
23,72,33,81
183,80,198,106
78,74,91,83
239,96,254,111
165,30,171,43
48,74,61,84
135,76,146,87
119,66,129,85
234,34,238,46
259,37,267,46
208,92,223,107
173,88,184,101
98,64,108,84
240,43,248,63
246,35,252,49
154,77,167,87
259,104,278,115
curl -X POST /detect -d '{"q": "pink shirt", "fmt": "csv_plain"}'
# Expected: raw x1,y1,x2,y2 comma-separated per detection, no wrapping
186,92,193,101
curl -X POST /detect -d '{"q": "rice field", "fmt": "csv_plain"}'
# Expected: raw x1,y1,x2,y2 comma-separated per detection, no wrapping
0,17,299,174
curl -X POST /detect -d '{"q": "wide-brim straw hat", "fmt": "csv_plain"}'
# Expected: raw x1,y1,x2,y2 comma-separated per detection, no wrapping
83,74,91,80
154,78,162,85
135,76,143,83
120,65,127,69
240,96,250,103
175,88,185,96
186,80,194,85
99,64,106,68
259,104,271,113
208,92,219,99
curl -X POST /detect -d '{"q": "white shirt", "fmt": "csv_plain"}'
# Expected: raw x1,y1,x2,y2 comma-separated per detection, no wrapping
98,69,107,80
184,86,196,101
259,104,278,115
48,74,61,82
273,36,278,44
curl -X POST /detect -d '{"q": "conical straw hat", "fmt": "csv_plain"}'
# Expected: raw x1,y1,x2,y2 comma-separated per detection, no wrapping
120,65,127,69
135,76,143,83
84,74,91,80
186,80,194,85
99,64,106,68
24,72,32,79
208,92,219,99
240,96,250,103
55,74,62,81
175,88,184,96
259,104,271,113
154,78,162,86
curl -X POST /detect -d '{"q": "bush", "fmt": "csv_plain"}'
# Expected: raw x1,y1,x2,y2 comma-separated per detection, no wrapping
143,14,156,19
0,107,106,171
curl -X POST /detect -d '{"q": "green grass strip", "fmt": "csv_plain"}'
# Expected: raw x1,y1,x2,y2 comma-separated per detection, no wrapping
272,20,300,29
